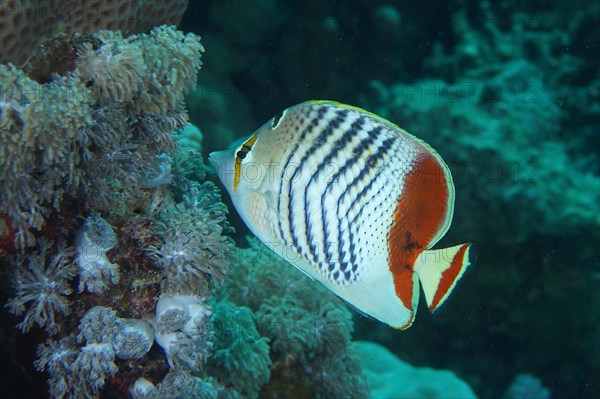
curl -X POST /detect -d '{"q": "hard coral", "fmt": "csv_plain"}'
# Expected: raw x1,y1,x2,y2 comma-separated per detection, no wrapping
0,0,190,65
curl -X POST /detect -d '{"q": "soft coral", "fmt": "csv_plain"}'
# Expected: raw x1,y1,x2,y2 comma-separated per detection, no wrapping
6,240,76,334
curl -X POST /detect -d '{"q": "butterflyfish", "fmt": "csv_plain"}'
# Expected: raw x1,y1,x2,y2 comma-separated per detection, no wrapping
209,101,471,329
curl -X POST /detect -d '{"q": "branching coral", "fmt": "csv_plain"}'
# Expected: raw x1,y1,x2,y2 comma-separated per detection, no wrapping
5,240,76,334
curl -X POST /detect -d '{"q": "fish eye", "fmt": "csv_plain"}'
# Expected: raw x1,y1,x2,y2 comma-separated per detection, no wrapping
236,150,247,160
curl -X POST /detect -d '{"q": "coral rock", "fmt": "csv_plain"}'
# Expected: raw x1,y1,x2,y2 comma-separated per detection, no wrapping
0,0,190,65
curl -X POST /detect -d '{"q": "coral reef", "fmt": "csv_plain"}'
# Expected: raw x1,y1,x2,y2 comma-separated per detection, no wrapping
355,340,476,399
72,342,119,397
154,296,212,373
146,179,235,297
350,2,599,398
77,306,119,344
33,335,80,399
177,1,598,398
5,240,76,334
0,27,203,248
217,237,369,399
360,62,599,245
34,334,119,399
207,300,271,399
2,1,597,399
0,0,190,65
0,11,224,395
0,25,203,249
503,373,551,399
113,318,155,359
75,215,120,294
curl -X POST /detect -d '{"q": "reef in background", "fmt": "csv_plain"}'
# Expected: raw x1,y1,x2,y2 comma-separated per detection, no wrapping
355,3,600,398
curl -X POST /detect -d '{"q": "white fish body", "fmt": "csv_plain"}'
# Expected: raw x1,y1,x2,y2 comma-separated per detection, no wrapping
209,101,471,329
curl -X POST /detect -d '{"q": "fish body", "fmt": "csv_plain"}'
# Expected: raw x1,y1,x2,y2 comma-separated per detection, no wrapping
209,101,471,329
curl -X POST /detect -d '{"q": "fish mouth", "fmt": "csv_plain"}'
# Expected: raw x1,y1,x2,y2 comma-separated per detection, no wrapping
207,151,219,168
208,150,233,188
208,150,228,169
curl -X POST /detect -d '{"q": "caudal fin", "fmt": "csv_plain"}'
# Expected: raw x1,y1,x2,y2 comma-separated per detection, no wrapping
413,243,471,313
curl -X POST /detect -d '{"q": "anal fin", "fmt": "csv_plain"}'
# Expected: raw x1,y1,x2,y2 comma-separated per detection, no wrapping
413,243,471,312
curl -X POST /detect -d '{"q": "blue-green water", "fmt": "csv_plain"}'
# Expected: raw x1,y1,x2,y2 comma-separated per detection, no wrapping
0,1,598,398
